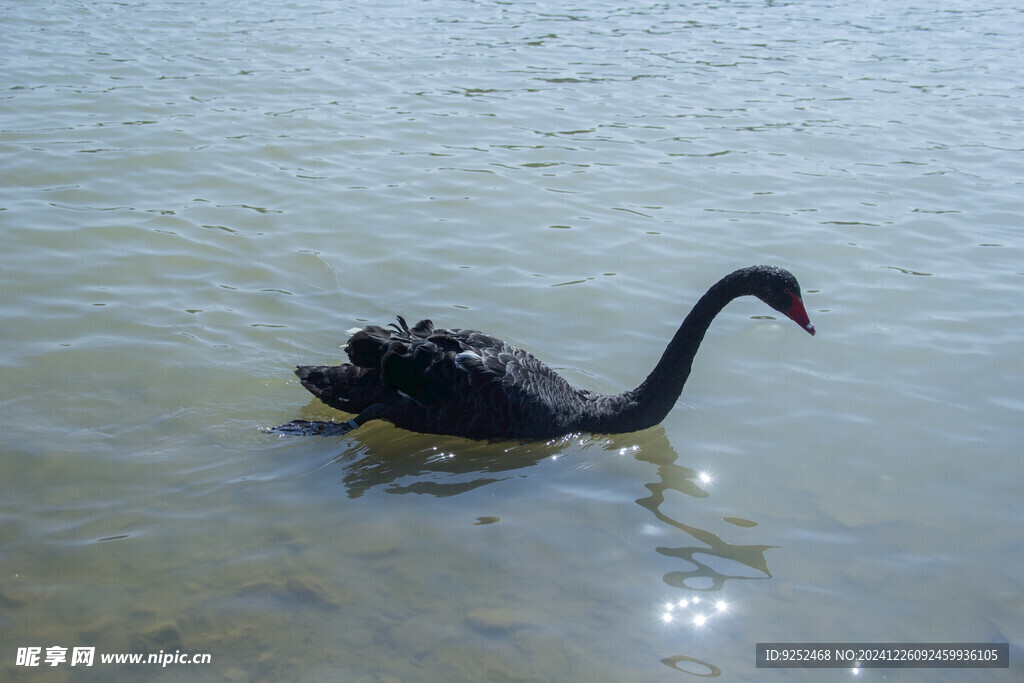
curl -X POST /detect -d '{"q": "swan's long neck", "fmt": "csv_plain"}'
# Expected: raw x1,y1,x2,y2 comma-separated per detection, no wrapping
578,272,747,434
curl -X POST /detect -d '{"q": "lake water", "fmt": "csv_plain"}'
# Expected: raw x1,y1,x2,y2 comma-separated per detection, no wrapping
2,0,1022,680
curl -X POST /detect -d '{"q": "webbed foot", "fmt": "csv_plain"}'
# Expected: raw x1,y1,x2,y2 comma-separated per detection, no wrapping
266,404,387,437
266,418,358,436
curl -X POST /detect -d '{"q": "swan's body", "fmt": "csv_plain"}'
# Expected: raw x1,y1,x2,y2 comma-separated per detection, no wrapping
272,265,814,440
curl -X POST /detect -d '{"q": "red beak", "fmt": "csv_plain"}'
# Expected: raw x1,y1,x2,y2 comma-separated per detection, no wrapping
785,292,816,336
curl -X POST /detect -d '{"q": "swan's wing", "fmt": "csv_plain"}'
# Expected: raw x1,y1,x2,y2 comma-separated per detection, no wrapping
312,318,580,438
344,316,436,368
386,325,580,436
379,328,521,407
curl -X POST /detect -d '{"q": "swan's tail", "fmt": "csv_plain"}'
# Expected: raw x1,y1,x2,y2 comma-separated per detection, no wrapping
295,364,390,413
269,316,438,437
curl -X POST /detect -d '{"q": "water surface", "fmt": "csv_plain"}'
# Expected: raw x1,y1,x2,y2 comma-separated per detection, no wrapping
2,1,1022,680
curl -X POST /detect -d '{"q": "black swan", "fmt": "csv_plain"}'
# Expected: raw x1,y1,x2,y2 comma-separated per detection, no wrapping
271,265,814,440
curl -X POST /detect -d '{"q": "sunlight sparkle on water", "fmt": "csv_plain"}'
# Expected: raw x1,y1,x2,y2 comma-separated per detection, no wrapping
659,595,731,630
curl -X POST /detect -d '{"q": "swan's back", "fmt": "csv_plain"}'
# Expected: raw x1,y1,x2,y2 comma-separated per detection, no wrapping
296,317,586,439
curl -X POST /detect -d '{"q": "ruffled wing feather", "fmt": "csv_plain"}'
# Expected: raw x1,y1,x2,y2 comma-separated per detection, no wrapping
296,317,582,439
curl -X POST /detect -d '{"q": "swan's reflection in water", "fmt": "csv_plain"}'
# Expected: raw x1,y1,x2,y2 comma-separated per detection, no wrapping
633,442,773,592
317,426,772,677
323,428,564,498
627,432,771,677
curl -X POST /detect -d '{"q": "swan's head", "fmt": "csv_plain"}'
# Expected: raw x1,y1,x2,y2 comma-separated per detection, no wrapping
747,265,816,336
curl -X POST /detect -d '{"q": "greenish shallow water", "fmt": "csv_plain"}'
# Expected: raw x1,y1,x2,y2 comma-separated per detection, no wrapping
2,1,1022,681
